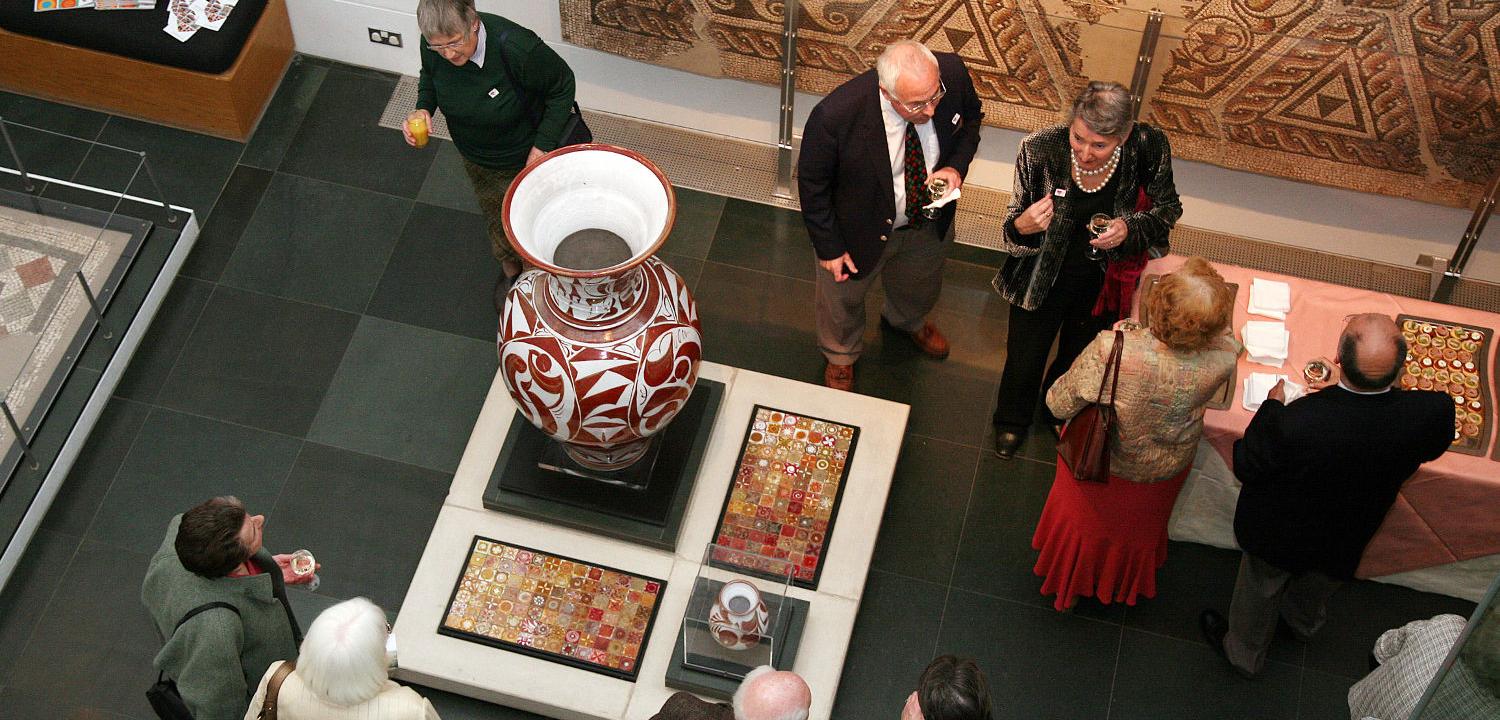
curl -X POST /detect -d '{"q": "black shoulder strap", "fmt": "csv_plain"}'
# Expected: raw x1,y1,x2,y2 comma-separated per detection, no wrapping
173,601,240,633
492,27,542,127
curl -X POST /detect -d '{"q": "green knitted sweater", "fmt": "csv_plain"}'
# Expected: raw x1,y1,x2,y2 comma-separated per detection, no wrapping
416,13,576,170
141,515,300,720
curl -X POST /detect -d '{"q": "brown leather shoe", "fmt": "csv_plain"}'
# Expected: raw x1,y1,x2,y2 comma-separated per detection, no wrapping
910,321,950,359
823,361,854,391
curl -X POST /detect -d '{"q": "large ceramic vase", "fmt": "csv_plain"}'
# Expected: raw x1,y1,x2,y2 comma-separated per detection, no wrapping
498,144,701,472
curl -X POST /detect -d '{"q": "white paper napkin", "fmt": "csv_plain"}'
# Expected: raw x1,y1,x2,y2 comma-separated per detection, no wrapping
1242,373,1305,411
1243,320,1290,367
923,187,962,210
1248,278,1291,319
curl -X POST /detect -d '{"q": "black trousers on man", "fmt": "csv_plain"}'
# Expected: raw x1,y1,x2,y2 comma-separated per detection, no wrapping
992,267,1108,431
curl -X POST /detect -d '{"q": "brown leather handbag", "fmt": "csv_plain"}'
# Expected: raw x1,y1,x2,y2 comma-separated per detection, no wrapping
1057,330,1125,483
255,660,296,720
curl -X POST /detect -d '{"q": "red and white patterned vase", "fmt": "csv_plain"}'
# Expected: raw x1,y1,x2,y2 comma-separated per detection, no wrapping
498,145,701,471
709,580,769,651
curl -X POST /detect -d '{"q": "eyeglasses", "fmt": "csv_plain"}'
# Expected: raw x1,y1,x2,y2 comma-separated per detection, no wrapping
887,81,947,113
425,24,475,52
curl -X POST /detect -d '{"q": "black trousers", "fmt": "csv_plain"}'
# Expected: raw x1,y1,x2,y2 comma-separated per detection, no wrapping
992,268,1109,431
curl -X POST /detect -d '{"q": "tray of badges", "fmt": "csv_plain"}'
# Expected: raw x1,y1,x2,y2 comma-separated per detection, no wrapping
1396,316,1492,457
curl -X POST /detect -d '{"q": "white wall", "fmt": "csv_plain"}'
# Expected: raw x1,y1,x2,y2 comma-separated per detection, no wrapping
283,0,1497,283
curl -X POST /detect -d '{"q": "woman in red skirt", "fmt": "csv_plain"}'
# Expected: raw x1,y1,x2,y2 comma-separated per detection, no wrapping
1034,256,1239,611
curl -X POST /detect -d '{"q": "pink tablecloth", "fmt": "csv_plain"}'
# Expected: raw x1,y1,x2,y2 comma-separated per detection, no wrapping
1146,256,1500,579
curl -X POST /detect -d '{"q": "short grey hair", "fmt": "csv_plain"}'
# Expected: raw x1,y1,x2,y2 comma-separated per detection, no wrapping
1067,80,1134,138
732,666,811,720
416,0,476,40
297,597,391,706
876,40,939,93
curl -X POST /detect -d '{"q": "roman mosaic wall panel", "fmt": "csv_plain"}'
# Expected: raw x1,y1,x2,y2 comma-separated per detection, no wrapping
559,0,1499,207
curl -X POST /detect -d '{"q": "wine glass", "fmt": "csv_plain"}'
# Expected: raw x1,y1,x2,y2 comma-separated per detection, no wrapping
1086,213,1111,261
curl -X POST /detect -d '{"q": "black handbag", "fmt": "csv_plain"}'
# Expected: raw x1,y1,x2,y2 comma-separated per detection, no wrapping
146,602,241,720
495,28,592,147
1057,330,1125,483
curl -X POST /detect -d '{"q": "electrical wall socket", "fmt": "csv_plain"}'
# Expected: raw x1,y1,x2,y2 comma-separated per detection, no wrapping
368,28,402,47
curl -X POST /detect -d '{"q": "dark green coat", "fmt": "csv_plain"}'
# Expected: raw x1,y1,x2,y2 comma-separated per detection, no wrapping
141,515,300,720
416,13,576,170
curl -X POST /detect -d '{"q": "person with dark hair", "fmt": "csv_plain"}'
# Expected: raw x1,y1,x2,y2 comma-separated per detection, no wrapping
1200,313,1453,678
902,655,993,720
989,80,1182,459
142,497,318,720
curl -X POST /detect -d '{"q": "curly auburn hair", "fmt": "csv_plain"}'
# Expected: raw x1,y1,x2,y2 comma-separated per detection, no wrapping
1144,256,1235,353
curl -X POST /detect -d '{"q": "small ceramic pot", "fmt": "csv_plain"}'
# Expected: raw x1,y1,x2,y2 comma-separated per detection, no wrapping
708,580,769,651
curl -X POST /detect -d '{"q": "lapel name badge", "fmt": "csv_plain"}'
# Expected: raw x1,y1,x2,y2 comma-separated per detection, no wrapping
1053,188,1067,197
488,88,500,98
951,113,960,125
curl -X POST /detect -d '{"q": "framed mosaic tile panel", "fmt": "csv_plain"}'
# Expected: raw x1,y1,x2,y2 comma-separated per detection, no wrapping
437,536,666,681
710,406,860,590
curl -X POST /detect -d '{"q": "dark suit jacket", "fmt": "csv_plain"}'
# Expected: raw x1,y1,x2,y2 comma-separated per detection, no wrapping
649,691,734,720
1232,386,1453,580
797,52,983,280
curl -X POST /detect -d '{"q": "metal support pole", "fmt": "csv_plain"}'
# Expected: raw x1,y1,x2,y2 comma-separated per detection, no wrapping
75,270,112,340
2,401,38,470
1419,166,1500,301
137,151,179,224
1128,10,1165,121
0,117,36,193
1450,167,1500,276
771,0,800,200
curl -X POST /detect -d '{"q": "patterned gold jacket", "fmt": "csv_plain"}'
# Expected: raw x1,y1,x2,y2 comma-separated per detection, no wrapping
1047,327,1240,483
991,122,1181,311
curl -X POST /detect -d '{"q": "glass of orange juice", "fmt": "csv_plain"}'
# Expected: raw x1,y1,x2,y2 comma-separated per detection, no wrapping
406,111,429,148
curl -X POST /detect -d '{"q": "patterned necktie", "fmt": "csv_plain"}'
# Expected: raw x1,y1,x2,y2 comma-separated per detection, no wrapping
903,122,929,225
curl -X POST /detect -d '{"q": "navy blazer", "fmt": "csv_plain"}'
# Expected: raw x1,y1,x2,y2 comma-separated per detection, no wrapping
1232,386,1453,580
797,52,983,279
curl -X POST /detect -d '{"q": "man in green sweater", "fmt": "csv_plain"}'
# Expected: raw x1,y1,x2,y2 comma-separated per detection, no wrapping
141,497,312,720
406,0,579,309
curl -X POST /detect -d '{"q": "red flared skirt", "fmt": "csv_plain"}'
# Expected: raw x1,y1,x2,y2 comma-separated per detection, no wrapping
1031,458,1189,611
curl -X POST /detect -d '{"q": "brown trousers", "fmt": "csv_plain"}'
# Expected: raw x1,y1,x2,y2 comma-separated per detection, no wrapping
815,221,947,365
1224,552,1343,676
462,158,520,265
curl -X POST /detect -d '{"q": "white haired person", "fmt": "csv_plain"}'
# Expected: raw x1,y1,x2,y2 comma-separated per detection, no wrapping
650,665,811,720
243,597,438,719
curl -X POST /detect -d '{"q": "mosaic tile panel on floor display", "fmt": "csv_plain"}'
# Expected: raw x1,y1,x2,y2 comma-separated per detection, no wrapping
557,0,1498,207
711,406,858,590
438,536,666,680
0,207,132,468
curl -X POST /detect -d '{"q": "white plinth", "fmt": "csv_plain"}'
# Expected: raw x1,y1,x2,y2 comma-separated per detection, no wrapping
394,362,909,719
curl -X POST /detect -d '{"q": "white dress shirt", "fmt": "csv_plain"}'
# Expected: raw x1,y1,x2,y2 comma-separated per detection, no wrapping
878,92,938,230
469,22,487,68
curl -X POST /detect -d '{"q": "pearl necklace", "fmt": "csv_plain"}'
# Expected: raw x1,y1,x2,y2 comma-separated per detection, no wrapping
1071,145,1121,193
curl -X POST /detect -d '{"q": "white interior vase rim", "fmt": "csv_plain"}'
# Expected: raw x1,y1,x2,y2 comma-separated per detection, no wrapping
501,144,676,279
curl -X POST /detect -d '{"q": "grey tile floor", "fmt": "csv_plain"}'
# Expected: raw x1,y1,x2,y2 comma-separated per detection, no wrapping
0,57,1477,719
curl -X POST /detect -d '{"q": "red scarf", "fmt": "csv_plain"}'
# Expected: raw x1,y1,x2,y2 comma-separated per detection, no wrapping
1092,187,1152,320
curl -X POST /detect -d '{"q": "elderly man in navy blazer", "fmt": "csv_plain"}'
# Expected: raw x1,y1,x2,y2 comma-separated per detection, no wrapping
798,40,983,391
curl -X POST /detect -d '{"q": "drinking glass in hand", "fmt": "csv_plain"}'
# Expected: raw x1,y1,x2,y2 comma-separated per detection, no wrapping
1086,213,1111,261
921,177,949,220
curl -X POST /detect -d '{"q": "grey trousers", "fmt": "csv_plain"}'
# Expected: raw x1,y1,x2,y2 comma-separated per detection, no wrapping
1224,552,1343,676
815,222,947,365
462,158,520,265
